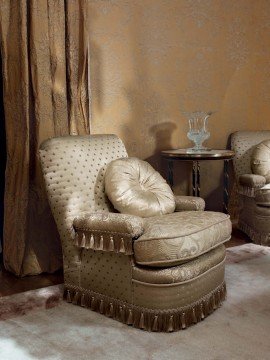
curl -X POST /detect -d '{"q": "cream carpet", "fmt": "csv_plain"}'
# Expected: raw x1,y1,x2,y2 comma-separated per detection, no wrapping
0,244,270,360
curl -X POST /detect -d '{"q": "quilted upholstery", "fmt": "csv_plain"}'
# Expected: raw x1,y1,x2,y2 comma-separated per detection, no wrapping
73,212,144,255
231,131,270,179
132,263,225,311
174,195,205,211
105,157,175,217
251,139,270,183
73,212,144,239
133,245,225,284
231,131,270,246
239,174,266,188
39,135,128,280
134,211,231,267
255,184,270,207
40,134,231,332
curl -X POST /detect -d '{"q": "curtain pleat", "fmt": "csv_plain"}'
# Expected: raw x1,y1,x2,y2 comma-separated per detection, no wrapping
0,0,90,276
65,0,90,135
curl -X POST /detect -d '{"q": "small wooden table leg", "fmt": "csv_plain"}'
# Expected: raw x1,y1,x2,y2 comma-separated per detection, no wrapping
197,161,201,197
192,161,200,197
223,160,229,213
161,149,234,210
192,161,197,196
168,160,174,189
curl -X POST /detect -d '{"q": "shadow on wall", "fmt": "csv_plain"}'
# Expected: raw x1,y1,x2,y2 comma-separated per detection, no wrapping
204,134,235,212
204,159,235,213
119,6,190,195
89,3,233,202
146,122,177,178
205,184,223,212
149,122,191,195
121,5,172,162
122,81,191,194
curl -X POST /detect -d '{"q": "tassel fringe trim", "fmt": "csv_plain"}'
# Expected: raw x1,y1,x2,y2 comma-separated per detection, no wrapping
238,185,260,198
64,282,226,332
238,220,270,246
74,230,133,255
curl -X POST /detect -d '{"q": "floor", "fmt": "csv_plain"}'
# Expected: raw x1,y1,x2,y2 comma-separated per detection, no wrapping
0,226,250,298
1,243,269,360
0,267,63,297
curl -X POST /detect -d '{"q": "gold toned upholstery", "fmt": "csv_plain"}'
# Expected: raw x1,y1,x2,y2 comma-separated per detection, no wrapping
73,212,144,255
134,211,231,267
251,140,270,183
105,157,175,217
133,245,225,284
239,174,266,189
132,262,225,310
74,212,144,237
174,195,205,211
255,185,270,207
40,134,231,332
231,131,270,245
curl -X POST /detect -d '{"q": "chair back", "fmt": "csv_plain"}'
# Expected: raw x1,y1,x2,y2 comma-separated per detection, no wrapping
39,134,128,268
231,131,270,180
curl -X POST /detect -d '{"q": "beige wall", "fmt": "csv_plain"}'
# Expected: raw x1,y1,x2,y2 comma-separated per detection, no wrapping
89,0,270,210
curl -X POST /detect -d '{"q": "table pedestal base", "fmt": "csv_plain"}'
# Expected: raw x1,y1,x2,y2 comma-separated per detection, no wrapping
167,160,231,214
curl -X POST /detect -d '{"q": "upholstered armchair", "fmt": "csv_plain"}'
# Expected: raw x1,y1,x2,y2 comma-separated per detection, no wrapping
231,131,270,246
39,135,231,332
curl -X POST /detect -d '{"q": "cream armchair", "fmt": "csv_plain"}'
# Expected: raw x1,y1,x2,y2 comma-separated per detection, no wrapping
39,135,231,332
231,131,270,246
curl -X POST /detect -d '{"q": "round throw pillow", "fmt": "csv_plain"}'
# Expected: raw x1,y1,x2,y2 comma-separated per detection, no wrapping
105,157,175,217
251,139,270,183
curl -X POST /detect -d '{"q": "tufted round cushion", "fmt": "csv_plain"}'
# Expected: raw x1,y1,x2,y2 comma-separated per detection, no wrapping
105,157,175,217
251,139,270,183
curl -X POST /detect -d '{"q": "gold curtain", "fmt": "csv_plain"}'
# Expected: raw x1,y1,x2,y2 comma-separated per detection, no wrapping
0,0,90,276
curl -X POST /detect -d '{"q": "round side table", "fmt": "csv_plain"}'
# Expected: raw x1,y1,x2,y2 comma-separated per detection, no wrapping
161,149,235,213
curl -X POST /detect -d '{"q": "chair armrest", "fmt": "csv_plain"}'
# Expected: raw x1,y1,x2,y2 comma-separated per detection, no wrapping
174,196,205,211
73,212,144,255
239,174,266,188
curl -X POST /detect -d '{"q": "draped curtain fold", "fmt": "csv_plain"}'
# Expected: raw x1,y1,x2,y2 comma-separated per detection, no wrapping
0,0,91,276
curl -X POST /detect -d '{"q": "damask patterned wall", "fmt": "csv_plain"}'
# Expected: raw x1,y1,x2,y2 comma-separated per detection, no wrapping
89,0,270,210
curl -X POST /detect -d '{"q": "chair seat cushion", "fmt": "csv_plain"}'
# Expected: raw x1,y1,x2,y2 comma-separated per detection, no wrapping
133,245,225,284
105,157,175,217
134,211,231,267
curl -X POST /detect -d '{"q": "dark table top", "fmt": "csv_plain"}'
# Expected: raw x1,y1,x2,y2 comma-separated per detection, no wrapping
161,149,235,161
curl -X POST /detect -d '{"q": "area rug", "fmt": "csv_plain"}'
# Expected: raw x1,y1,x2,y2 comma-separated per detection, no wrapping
0,243,270,360
0,285,63,321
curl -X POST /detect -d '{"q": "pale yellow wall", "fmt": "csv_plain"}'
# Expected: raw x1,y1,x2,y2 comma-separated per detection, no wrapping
89,0,270,210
